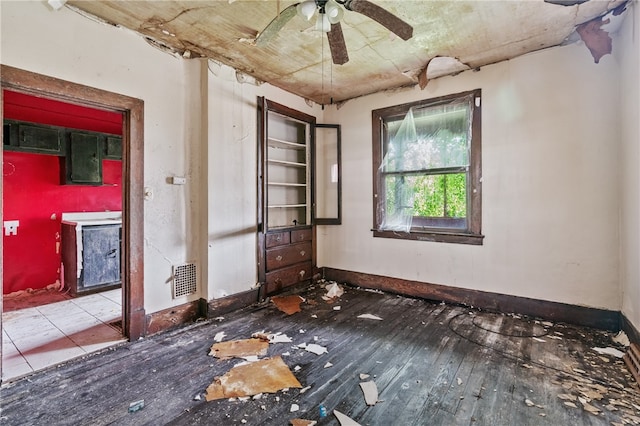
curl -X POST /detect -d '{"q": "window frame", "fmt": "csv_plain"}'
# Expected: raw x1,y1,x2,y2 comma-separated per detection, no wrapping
371,89,483,245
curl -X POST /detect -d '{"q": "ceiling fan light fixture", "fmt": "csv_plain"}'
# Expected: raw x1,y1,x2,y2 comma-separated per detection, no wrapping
315,13,332,32
297,0,317,21
325,0,344,24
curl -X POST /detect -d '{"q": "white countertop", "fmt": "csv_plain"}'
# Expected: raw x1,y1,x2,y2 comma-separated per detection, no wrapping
61,218,122,226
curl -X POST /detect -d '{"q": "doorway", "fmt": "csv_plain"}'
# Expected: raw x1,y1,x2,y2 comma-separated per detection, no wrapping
1,65,145,381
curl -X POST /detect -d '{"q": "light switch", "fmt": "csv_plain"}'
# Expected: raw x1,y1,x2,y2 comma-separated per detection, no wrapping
4,220,19,236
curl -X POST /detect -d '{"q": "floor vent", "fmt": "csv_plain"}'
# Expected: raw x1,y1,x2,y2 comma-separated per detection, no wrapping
173,263,197,298
624,343,640,386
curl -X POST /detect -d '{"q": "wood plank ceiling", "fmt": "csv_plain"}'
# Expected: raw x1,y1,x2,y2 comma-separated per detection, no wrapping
67,0,627,105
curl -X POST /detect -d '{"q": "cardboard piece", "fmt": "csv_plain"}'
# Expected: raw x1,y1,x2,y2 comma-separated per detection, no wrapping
359,381,379,406
272,295,304,315
205,356,302,401
209,338,269,359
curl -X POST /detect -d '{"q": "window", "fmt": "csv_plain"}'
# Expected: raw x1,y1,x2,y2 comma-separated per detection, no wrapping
372,89,483,245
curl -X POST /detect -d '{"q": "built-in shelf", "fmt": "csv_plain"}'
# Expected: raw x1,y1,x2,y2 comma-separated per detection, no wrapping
268,182,307,187
268,204,307,208
259,97,316,296
267,159,307,168
267,137,306,150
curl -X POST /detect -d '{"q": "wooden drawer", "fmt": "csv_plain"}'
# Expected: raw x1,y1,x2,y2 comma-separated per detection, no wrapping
266,241,311,271
265,261,312,294
265,231,290,248
291,228,312,243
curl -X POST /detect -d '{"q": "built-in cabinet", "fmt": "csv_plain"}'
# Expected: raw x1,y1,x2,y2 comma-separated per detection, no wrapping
61,219,122,296
258,98,316,295
3,119,121,185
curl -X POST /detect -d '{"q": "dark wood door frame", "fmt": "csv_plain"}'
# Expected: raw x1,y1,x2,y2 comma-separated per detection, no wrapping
0,65,146,345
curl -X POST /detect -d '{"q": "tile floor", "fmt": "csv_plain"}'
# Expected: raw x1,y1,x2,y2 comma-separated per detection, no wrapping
2,289,125,383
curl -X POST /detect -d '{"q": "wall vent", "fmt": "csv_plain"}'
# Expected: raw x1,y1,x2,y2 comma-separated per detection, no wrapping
173,262,197,298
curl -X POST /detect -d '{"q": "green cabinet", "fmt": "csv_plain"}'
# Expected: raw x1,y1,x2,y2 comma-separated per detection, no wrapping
3,120,65,155
104,136,122,160
61,132,103,185
3,119,122,185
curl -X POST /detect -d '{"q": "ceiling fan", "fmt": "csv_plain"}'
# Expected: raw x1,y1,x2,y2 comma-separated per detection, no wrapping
255,0,413,65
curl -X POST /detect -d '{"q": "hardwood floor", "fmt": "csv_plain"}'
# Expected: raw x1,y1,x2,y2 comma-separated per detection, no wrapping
1,283,638,425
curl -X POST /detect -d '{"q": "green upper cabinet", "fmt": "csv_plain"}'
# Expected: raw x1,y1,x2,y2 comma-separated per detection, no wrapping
3,119,121,186
61,132,103,185
104,136,122,160
3,120,65,155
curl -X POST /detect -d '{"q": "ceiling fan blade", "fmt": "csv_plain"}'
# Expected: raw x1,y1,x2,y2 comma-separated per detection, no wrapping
544,0,589,5
255,3,299,47
328,22,349,65
344,0,413,41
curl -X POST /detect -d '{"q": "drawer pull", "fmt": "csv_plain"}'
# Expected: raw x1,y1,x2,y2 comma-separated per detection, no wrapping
299,270,306,278
300,250,306,257
276,255,283,261
276,236,282,241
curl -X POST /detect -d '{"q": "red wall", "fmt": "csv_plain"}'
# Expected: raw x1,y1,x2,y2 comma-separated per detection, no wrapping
3,91,123,294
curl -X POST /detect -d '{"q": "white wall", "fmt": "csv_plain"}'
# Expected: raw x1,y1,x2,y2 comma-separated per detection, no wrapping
617,1,640,331
319,40,622,311
206,66,322,299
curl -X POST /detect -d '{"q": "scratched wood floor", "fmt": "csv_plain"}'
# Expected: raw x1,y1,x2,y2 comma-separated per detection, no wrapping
1,283,639,426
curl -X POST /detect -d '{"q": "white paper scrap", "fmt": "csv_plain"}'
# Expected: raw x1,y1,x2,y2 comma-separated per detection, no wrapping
325,283,344,299
592,347,625,358
333,306,341,311
334,410,362,426
305,343,328,355
213,331,226,342
324,362,333,368
300,386,311,394
357,314,383,320
612,331,630,346
268,332,293,344
359,373,370,380
290,403,299,412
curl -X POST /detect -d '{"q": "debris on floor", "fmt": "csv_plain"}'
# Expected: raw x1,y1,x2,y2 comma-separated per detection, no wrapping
214,331,226,342
357,314,383,321
209,338,269,360
290,419,317,426
322,283,344,301
298,343,328,355
272,295,305,315
359,381,379,406
359,373,370,380
613,331,631,347
334,410,362,426
592,347,625,358
205,356,302,401
290,403,299,412
324,362,333,368
128,399,145,413
252,331,293,344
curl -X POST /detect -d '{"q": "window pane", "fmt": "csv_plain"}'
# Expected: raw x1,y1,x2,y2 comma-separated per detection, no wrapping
388,173,467,219
384,102,470,173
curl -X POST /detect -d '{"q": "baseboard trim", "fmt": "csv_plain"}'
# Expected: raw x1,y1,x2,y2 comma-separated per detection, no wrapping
145,299,205,336
323,267,621,332
206,288,260,318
